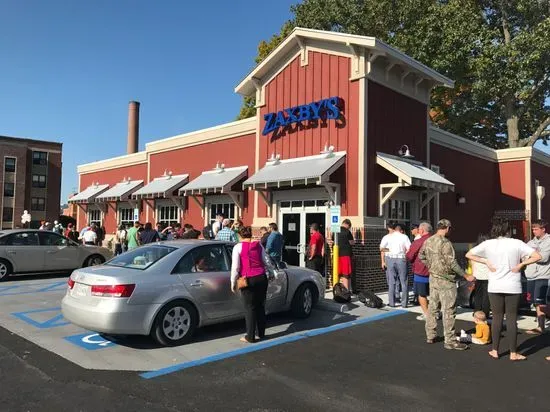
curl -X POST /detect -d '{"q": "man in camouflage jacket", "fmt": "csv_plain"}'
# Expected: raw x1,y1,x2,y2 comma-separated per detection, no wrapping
420,219,475,350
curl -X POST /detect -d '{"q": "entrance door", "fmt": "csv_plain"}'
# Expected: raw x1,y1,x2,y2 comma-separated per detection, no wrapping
281,213,301,266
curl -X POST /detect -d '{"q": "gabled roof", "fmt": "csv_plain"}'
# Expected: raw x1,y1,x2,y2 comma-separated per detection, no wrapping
180,165,248,195
236,27,454,96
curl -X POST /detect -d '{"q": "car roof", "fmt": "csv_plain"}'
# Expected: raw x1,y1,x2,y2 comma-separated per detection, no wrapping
157,239,235,249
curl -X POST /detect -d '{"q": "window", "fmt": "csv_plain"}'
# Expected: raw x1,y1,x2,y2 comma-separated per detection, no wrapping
32,174,47,188
0,231,39,246
105,245,176,270
118,207,134,227
172,245,229,274
385,199,411,225
157,205,179,225
2,207,13,222
208,203,235,225
3,182,14,197
38,232,69,246
31,197,46,211
32,151,47,165
88,209,102,226
431,165,441,174
4,157,16,173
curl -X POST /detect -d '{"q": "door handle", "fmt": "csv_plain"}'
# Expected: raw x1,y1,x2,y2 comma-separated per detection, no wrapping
189,281,204,287
46,250,56,254
6,250,15,255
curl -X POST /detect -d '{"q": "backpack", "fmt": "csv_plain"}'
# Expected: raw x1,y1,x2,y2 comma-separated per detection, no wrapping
202,225,214,240
358,290,384,309
333,283,352,304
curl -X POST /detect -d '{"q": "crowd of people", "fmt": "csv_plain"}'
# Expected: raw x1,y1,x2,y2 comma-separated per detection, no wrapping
380,217,550,361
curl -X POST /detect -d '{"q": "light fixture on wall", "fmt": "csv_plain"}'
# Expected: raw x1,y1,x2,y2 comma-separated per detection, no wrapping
456,193,466,205
398,145,415,159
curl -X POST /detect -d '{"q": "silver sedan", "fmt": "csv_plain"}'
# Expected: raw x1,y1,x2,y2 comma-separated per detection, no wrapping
62,240,325,346
0,229,112,280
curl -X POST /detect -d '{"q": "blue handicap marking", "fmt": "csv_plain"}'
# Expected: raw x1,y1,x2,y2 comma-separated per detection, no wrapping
0,285,21,294
64,332,116,350
332,216,338,223
36,281,68,293
12,307,70,329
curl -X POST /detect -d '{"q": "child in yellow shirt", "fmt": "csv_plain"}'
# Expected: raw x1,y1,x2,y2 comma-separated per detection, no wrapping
456,311,491,345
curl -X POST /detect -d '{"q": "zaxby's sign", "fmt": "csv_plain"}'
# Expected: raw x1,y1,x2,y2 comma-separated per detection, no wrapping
262,96,341,136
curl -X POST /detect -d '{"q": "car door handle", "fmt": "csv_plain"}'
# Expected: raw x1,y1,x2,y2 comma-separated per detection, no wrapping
189,281,204,287
6,250,15,255
46,250,56,254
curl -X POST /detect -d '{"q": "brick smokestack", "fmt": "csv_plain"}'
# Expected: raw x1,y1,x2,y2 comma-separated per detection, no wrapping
127,101,140,154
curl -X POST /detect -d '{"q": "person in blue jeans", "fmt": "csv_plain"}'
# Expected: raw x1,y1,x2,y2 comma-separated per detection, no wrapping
266,222,284,263
380,223,411,308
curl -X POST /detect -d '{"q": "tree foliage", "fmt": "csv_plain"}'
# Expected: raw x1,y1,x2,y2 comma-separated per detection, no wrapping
237,0,550,148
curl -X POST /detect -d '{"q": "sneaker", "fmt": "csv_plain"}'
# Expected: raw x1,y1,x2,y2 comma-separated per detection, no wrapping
444,341,469,351
416,314,426,321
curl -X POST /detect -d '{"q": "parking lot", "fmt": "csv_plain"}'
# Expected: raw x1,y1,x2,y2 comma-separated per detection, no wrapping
0,273,403,375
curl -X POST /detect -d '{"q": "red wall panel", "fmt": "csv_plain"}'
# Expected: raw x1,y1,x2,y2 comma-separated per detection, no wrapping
259,51,359,217
497,161,526,209
78,163,147,234
430,144,497,242
149,134,256,230
366,81,429,217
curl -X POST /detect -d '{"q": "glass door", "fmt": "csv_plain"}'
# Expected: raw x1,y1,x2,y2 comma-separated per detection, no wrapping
281,213,301,266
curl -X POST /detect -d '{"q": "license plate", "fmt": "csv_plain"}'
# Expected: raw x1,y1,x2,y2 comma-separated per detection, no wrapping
72,283,90,297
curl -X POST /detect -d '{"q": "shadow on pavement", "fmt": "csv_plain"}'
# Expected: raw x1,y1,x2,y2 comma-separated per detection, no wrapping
103,309,359,350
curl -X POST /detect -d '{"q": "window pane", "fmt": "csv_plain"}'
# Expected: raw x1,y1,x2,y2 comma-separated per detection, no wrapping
32,151,47,165
106,245,176,270
6,232,39,246
3,183,14,197
174,245,229,274
38,232,68,246
316,200,327,206
291,201,302,208
303,200,315,207
5,158,16,173
280,201,291,208
2,207,13,222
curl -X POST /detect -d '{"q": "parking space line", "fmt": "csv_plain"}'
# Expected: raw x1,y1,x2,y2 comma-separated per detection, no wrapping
0,281,68,297
12,307,70,329
140,310,407,379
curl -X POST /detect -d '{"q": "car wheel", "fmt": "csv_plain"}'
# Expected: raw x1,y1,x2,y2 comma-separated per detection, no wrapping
0,259,12,281
85,255,105,267
151,300,198,346
291,283,317,319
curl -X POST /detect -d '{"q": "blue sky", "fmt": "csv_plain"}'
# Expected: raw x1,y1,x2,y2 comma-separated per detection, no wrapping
0,0,296,201
1,1,548,204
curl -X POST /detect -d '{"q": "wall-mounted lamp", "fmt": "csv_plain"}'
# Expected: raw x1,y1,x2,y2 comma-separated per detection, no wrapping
398,145,415,159
456,194,466,205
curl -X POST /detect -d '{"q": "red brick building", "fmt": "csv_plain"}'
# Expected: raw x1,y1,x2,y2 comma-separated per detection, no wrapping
1,135,62,229
71,29,550,278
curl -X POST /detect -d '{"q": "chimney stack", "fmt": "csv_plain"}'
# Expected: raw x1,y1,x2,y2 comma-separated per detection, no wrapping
127,101,140,154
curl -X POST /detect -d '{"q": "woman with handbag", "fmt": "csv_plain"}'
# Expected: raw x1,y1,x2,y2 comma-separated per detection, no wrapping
230,226,268,343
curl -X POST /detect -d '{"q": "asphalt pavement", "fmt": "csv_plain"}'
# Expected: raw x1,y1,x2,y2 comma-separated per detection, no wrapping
1,312,549,411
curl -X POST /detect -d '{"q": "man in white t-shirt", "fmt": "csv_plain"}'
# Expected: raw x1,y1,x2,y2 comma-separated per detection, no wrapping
380,222,412,308
211,213,224,237
80,228,97,245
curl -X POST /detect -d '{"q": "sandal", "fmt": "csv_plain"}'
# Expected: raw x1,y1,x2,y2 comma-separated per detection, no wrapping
510,353,526,361
525,328,542,335
240,336,255,343
488,350,499,359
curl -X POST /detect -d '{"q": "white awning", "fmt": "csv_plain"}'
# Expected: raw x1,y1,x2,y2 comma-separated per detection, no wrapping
95,179,144,202
180,165,248,195
376,152,454,192
68,183,109,204
132,174,189,199
243,150,346,190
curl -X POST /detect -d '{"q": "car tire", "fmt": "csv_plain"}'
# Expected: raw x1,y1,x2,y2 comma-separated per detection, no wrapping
84,255,105,267
151,300,198,346
291,283,317,319
0,259,12,281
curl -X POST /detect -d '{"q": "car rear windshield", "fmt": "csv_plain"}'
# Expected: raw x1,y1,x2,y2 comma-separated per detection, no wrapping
105,245,176,270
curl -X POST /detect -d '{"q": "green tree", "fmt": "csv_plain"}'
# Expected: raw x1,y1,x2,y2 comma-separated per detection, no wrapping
238,0,550,148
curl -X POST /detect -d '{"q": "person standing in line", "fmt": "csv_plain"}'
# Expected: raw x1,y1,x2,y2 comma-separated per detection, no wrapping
411,223,421,241
65,223,79,243
380,222,411,308
466,219,541,360
470,234,491,319
266,223,284,263
523,219,550,336
216,219,238,242
332,219,355,291
259,226,269,248
79,225,97,246
212,213,224,237
126,221,141,250
140,222,161,244
420,219,475,350
114,224,127,255
307,223,325,274
406,222,432,320
380,222,400,303
230,226,268,343
232,219,243,236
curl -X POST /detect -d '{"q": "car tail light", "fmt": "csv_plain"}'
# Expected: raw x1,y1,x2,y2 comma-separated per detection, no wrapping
91,284,135,298
68,278,75,289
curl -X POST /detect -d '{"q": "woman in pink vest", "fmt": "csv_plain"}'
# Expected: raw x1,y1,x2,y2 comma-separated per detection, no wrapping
231,226,268,343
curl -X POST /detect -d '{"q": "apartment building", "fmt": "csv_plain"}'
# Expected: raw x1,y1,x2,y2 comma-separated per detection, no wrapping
1,135,63,229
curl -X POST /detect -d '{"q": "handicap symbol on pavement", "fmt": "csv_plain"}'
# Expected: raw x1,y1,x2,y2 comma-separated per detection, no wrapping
11,307,70,329
64,332,117,350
